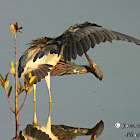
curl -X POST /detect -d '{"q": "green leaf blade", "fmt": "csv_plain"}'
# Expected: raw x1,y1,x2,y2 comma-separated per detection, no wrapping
0,79,5,88
0,73,4,81
8,86,12,97
4,72,10,82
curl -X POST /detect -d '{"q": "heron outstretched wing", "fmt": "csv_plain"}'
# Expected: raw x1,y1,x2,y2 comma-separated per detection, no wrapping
55,22,140,62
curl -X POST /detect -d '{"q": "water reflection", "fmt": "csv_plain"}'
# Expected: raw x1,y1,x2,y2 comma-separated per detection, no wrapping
20,58,104,139
19,102,104,140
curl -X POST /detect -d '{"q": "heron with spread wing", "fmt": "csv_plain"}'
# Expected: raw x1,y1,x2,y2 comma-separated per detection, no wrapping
18,22,140,125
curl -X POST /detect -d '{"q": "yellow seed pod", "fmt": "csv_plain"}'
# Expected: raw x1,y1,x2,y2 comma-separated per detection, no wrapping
10,24,17,35
10,67,15,74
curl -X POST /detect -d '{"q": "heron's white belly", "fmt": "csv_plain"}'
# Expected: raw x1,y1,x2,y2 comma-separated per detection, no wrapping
22,53,61,78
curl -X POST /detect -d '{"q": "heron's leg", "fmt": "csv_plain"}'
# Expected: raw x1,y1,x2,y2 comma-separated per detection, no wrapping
45,72,52,103
33,84,37,125
84,52,96,71
46,102,52,130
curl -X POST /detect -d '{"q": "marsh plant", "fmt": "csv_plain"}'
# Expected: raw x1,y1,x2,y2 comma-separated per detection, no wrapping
0,22,36,140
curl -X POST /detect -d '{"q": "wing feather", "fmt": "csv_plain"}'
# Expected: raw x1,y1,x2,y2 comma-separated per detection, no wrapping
55,22,140,62
67,36,72,61
85,36,91,47
76,41,84,56
88,34,96,48
80,38,90,53
92,31,101,44
71,42,77,60
63,46,68,62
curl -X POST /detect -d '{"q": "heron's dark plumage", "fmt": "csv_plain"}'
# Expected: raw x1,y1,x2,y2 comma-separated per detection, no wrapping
55,22,140,62
18,21,140,82
24,64,53,83
18,37,60,79
33,44,58,62
57,22,140,61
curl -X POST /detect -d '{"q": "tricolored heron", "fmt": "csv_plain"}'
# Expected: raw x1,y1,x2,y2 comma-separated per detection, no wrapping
18,22,140,125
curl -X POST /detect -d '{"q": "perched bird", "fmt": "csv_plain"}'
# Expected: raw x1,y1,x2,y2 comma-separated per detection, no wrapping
18,21,140,125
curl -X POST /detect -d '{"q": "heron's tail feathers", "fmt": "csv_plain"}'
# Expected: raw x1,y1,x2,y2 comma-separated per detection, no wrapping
25,64,53,84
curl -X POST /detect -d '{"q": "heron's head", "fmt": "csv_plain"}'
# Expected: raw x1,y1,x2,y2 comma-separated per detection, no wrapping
90,63,103,81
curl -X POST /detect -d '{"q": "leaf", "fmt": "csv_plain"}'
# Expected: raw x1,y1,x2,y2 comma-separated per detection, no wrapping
11,61,14,67
10,24,17,35
18,81,24,95
10,67,15,74
0,79,5,87
4,72,10,82
4,80,9,89
28,76,36,87
26,87,33,95
8,86,12,97
0,73,4,81
24,85,28,92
